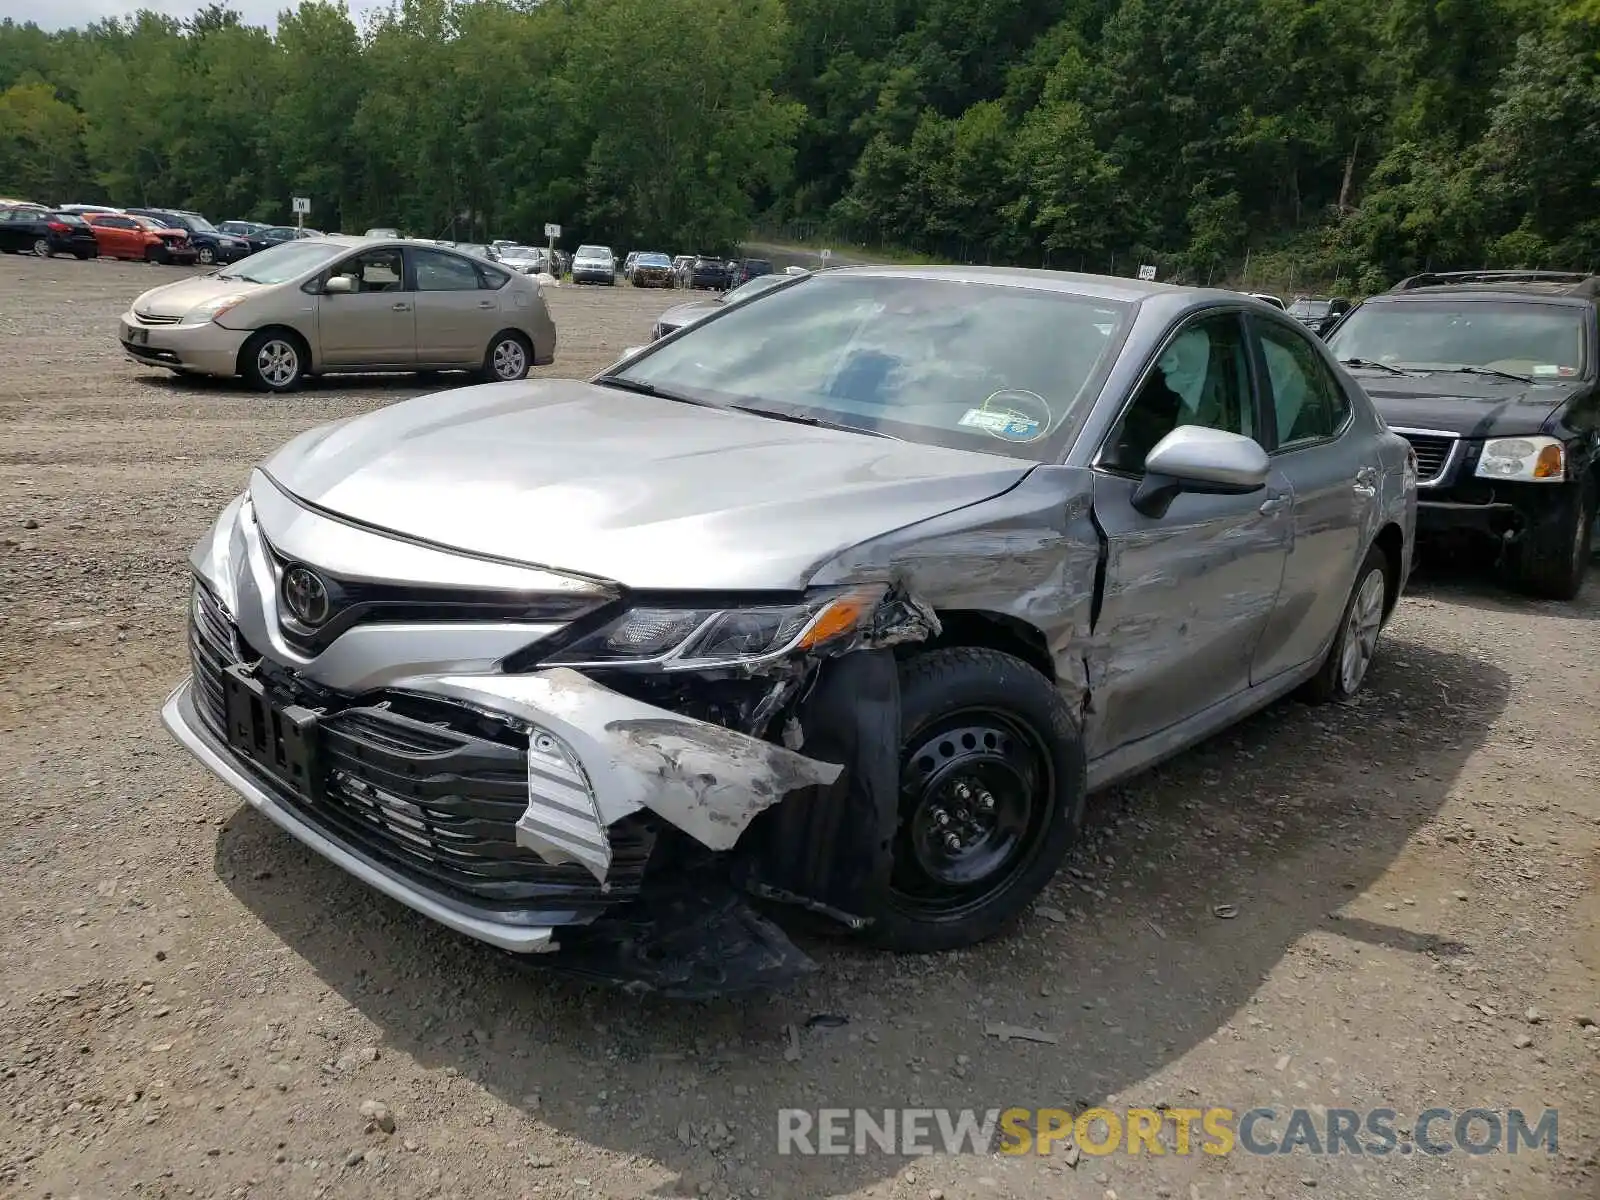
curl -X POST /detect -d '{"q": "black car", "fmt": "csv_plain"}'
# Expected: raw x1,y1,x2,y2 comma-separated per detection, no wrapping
686,253,732,290
0,207,99,259
727,258,774,288
1326,269,1599,599
125,208,253,265
218,220,267,243
1287,295,1352,338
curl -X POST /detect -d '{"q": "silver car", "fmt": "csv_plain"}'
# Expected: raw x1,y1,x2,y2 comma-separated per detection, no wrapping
651,271,791,340
119,236,556,391
162,266,1415,995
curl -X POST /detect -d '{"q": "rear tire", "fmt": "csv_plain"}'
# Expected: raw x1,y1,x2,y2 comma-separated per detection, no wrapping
477,331,531,383
32,238,51,258
1504,475,1594,601
240,329,306,393
860,648,1085,953
1303,544,1392,703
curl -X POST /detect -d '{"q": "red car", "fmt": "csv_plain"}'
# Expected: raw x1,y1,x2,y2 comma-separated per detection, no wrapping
82,212,197,264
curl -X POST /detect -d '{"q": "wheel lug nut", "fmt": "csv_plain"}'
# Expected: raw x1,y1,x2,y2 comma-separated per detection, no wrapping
977,790,995,811
943,832,962,852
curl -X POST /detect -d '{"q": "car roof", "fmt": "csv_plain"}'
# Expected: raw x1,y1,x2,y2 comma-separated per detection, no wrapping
1382,270,1600,304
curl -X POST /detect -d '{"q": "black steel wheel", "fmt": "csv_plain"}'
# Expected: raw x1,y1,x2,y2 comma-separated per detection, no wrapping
863,647,1085,952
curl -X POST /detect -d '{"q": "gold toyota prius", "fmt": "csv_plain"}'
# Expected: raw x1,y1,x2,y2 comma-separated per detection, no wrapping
118,235,557,391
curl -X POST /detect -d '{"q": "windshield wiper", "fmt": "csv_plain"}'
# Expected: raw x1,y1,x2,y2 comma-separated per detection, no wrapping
1426,364,1533,384
593,376,719,407
729,404,897,440
1338,357,1408,376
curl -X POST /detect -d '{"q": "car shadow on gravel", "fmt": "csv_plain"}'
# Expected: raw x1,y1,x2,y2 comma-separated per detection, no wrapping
132,370,468,397
215,633,1509,1198
1405,548,1600,620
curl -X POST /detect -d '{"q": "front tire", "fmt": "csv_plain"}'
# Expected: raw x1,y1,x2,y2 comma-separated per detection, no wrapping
861,648,1085,953
197,245,216,265
1303,544,1392,703
1505,475,1594,601
240,329,306,393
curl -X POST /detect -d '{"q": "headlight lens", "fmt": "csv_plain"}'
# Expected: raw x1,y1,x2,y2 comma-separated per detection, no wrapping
1475,435,1565,482
179,293,248,324
545,587,884,670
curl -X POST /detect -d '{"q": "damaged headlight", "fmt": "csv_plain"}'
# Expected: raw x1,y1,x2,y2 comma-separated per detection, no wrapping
544,586,885,670
1475,436,1565,482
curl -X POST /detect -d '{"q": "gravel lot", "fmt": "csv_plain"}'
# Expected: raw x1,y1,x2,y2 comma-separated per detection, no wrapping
1,255,1597,1200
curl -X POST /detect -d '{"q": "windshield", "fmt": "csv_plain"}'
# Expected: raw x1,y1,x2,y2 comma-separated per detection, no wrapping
576,244,610,257
132,215,170,230
1288,299,1332,319
180,213,215,231
609,274,1130,460
216,239,345,284
1328,300,1588,379
501,245,538,258
637,252,671,266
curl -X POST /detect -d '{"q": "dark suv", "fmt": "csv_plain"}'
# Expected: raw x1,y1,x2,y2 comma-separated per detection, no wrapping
727,258,774,288
1326,270,1599,599
685,254,732,290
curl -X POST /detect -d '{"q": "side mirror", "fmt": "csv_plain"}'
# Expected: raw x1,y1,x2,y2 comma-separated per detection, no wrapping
324,275,356,295
1132,426,1269,518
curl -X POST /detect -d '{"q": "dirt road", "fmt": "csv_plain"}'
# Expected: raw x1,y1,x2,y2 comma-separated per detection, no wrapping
1,255,1596,1200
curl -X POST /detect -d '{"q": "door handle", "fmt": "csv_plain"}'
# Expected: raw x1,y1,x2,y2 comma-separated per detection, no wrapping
1259,495,1291,516
477,300,496,309
392,302,411,312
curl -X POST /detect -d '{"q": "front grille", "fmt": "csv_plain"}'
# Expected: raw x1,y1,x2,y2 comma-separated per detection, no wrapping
1398,433,1456,482
133,311,183,325
186,585,652,916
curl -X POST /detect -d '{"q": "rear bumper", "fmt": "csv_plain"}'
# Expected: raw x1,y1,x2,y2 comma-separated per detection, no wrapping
162,679,560,953
118,311,249,376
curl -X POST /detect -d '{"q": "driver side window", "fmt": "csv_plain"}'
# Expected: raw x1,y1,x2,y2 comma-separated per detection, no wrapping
1101,314,1255,474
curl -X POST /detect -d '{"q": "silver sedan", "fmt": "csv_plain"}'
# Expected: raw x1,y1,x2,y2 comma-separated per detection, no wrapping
162,266,1415,994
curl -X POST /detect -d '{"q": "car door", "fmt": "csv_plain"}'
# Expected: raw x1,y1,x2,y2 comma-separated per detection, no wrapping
315,246,416,367
84,214,125,257
0,210,28,251
1085,310,1294,759
409,247,498,365
1246,316,1373,683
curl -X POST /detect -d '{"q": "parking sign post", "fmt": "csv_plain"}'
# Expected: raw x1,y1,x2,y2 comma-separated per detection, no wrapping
544,222,560,276
292,196,310,231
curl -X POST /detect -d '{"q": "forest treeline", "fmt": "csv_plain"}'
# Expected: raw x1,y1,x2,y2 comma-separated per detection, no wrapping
3,0,1599,289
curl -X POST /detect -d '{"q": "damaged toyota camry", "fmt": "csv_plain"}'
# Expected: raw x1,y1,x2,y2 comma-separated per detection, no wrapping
162,266,1417,996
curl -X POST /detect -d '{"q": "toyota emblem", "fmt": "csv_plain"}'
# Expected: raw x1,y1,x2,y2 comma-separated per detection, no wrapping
281,565,332,626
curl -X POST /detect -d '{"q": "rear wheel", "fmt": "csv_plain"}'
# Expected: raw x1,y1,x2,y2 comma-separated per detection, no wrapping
1505,474,1594,600
1303,544,1392,703
32,237,50,258
861,648,1085,953
477,331,531,383
240,329,306,392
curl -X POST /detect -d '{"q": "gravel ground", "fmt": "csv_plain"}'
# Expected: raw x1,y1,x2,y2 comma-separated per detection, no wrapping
1,254,1597,1200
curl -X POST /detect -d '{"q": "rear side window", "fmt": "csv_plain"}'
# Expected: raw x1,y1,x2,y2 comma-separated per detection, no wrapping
476,262,511,289
411,248,481,291
1256,321,1351,447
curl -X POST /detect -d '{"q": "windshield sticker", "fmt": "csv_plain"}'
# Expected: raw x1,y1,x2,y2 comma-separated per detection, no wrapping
960,390,1053,443
1532,365,1560,377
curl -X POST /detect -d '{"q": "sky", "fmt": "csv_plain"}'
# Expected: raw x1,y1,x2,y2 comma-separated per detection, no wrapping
0,0,385,32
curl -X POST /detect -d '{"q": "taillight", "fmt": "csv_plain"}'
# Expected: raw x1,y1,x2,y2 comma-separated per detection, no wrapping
46,221,69,233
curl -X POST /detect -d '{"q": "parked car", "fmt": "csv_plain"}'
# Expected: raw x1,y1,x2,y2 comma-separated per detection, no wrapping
125,208,252,265
630,251,674,288
621,251,641,281
685,253,732,290
57,203,123,215
650,271,790,339
0,207,100,259
453,243,496,261
727,258,774,288
572,244,616,285
117,235,556,391
82,212,178,262
671,254,693,285
496,245,547,274
161,265,1414,995
1287,296,1352,338
258,226,321,249
1248,292,1287,310
128,215,200,265
364,227,401,239
1326,269,1599,599
218,220,268,242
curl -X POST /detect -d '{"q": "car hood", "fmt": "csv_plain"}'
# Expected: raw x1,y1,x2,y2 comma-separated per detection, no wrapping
133,275,266,318
1353,371,1582,438
657,299,721,330
258,378,1035,591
